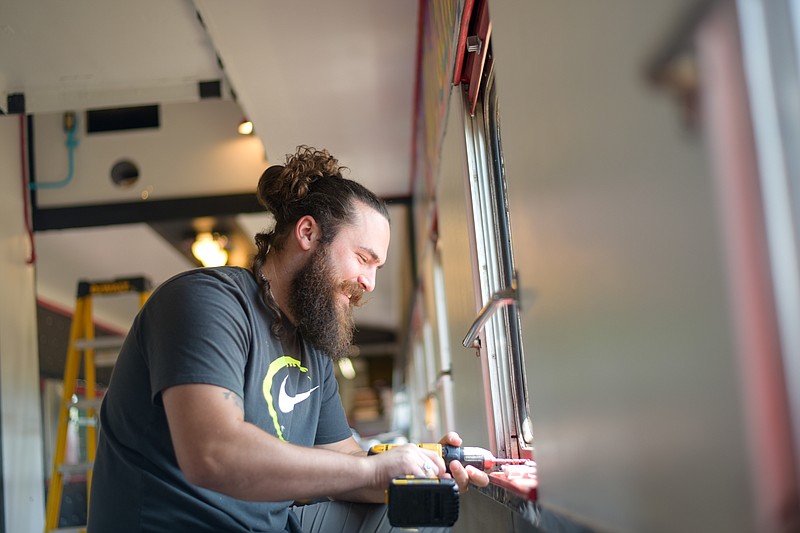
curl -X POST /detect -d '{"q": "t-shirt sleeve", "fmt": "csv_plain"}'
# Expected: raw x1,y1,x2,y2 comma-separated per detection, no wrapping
138,271,251,403
313,357,354,445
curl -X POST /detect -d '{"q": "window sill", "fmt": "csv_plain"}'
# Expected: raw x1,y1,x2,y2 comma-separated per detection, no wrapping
473,462,538,523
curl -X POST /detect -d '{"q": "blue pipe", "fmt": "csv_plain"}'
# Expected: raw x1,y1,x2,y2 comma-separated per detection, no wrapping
30,113,79,190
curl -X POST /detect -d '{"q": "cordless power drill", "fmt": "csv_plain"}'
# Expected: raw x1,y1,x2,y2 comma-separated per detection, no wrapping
368,442,529,472
368,443,529,527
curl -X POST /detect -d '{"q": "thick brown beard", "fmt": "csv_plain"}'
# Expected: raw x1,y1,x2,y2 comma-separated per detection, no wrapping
290,245,360,360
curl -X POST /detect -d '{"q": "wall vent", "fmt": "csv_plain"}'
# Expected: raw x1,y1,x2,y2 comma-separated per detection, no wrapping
198,80,222,99
86,105,160,133
6,92,26,114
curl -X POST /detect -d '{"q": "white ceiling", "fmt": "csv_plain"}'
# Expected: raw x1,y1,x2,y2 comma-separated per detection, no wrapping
1,0,418,333
194,0,418,197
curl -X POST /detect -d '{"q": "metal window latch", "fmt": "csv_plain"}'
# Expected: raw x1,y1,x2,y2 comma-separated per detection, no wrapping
462,286,518,349
466,35,482,54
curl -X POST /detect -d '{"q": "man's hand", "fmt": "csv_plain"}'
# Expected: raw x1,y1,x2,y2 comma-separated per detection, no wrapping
438,432,490,492
369,443,447,485
315,438,446,503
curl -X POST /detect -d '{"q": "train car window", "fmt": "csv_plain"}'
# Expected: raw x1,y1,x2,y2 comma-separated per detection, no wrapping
405,246,456,444
484,64,534,452
461,58,533,458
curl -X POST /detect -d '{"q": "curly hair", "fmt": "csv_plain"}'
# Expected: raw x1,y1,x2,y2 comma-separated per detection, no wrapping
250,145,389,337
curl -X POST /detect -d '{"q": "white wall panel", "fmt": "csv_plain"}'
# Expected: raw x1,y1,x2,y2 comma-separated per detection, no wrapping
0,114,46,532
33,99,267,208
489,1,755,532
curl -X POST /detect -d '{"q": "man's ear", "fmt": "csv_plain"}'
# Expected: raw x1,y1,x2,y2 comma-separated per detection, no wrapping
294,215,319,251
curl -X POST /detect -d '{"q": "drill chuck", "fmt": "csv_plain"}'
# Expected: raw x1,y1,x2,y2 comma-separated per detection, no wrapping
441,445,487,471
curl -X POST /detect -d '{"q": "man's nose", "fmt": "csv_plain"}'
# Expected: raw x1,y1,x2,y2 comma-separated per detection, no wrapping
358,269,377,293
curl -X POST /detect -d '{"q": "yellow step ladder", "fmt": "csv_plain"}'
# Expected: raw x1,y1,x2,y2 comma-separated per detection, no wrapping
45,276,151,533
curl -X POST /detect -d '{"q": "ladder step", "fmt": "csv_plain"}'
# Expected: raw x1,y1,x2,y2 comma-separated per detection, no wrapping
58,462,93,475
74,336,126,351
75,417,96,427
72,398,102,410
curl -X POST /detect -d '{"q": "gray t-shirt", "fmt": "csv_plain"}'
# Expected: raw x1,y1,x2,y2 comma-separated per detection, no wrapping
88,267,352,532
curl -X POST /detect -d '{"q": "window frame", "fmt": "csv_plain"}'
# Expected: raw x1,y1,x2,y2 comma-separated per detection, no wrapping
460,59,533,458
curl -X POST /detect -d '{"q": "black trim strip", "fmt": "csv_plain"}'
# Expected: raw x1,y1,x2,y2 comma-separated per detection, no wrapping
33,193,412,231
33,194,262,231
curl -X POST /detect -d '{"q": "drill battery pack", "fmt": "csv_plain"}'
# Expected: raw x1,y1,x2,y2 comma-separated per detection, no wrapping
387,476,459,527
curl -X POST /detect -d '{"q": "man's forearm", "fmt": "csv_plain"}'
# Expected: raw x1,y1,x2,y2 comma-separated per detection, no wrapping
188,424,378,502
319,444,386,503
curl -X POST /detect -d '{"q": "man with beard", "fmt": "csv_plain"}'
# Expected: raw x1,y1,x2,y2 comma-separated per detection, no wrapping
88,146,488,533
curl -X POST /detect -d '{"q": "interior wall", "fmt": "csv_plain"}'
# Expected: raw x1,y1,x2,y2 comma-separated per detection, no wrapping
489,1,755,532
32,99,267,208
0,114,46,532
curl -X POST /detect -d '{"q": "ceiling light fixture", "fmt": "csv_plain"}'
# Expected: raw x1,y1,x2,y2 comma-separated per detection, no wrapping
191,232,228,267
237,118,254,135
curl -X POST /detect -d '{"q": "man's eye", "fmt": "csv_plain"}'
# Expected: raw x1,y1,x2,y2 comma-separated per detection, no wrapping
357,255,367,264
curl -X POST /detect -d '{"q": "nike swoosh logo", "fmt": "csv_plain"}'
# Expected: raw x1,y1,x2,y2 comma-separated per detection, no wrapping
278,376,319,413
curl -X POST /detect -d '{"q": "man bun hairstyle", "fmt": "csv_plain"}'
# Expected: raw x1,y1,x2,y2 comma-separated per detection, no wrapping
255,146,344,236
251,145,389,335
